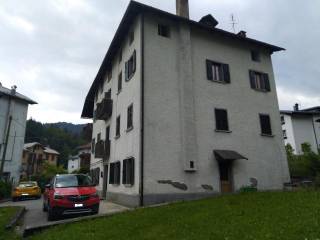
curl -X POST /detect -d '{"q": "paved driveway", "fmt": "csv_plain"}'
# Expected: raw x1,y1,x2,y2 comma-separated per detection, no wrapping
0,196,129,229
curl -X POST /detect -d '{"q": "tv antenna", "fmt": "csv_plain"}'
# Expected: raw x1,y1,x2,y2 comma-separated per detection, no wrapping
230,14,238,33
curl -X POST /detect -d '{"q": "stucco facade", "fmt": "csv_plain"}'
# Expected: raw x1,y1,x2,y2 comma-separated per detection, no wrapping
82,1,290,207
0,85,36,184
281,107,320,154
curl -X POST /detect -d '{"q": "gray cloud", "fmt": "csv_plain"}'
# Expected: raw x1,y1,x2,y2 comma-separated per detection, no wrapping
0,0,319,123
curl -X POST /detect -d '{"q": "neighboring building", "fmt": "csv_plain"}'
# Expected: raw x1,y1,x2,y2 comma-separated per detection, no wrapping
67,143,91,173
21,142,59,178
0,84,37,183
281,104,320,154
81,0,290,207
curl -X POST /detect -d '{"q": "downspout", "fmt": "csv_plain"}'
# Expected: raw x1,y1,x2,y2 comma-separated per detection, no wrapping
311,117,319,153
139,12,145,207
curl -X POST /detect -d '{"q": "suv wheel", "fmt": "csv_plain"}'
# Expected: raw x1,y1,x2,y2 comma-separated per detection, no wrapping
47,202,57,221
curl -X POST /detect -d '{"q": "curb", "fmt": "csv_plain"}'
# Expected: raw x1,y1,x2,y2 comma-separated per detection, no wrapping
5,207,26,230
0,198,11,204
23,208,133,238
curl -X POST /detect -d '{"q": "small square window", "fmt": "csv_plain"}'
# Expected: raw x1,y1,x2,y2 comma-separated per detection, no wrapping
118,72,122,93
116,115,121,137
127,104,133,130
251,50,261,62
158,24,170,38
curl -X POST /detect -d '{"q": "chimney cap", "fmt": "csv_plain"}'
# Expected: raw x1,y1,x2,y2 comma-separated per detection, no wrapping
199,14,219,28
11,85,17,95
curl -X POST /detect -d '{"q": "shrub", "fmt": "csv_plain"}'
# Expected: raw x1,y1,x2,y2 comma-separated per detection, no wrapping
239,186,257,193
0,181,12,199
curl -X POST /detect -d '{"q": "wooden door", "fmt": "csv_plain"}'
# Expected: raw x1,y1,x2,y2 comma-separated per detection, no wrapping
219,162,233,193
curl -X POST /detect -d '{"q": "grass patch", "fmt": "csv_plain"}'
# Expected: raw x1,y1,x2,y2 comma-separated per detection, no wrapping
28,191,320,240
0,207,21,240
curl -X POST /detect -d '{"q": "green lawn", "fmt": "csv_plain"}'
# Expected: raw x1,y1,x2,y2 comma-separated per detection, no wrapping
0,207,21,240
29,191,320,240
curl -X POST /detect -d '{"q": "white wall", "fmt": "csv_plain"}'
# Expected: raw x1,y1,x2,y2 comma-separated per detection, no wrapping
143,13,290,196
91,15,142,198
0,96,29,184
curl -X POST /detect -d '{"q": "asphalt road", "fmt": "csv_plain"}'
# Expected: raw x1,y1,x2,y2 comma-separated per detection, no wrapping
0,196,128,229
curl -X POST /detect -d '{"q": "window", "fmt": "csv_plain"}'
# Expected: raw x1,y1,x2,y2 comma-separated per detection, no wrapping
116,115,121,137
105,89,111,99
106,126,110,141
127,104,133,130
118,72,122,93
125,50,136,81
281,116,285,125
97,133,101,141
109,162,120,185
283,130,287,139
215,109,229,131
260,114,272,136
251,50,261,62
122,158,134,185
249,70,270,92
158,24,170,38
91,138,95,153
129,31,134,45
206,60,230,83
107,70,112,82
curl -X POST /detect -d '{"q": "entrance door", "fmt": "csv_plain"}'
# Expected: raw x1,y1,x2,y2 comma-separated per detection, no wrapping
102,165,108,199
219,162,233,193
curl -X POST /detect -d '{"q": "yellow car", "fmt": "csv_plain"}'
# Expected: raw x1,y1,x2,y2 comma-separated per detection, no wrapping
12,181,41,201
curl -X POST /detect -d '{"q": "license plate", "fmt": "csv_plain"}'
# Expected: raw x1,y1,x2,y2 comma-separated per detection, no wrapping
22,193,29,196
74,204,83,208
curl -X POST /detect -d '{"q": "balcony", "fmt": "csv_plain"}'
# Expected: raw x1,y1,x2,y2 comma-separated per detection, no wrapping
96,98,113,121
95,140,111,160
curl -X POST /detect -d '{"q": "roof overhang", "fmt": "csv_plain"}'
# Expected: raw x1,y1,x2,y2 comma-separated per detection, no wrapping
214,150,248,162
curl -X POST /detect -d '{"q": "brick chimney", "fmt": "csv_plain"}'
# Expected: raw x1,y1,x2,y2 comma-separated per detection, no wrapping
176,0,189,19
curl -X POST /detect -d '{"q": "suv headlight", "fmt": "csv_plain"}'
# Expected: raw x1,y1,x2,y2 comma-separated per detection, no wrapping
54,193,64,200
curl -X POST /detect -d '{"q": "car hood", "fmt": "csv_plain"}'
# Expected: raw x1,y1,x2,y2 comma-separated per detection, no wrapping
54,187,96,196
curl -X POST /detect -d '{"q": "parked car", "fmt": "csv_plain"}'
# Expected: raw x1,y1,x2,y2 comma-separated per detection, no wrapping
43,174,100,221
12,181,41,201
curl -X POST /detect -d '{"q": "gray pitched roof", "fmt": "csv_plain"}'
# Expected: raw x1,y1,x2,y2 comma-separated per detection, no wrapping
0,85,37,105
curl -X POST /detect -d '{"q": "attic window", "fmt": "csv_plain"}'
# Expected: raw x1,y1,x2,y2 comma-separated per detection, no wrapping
251,50,261,62
158,24,170,38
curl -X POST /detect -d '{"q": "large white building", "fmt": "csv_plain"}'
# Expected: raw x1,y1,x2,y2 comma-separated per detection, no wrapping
0,84,36,183
81,0,290,207
281,104,320,154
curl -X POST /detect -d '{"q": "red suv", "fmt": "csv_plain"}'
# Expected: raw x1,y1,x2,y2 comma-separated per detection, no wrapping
43,174,100,221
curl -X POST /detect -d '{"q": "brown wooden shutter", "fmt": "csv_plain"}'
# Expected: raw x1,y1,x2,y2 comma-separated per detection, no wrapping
206,60,213,80
125,61,128,81
222,64,230,83
249,70,256,89
263,73,270,91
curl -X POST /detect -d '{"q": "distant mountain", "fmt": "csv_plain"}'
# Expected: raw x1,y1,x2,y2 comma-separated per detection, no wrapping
44,122,87,135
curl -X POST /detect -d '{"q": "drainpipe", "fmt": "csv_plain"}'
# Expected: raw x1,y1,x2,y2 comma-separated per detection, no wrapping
139,13,145,207
311,117,319,154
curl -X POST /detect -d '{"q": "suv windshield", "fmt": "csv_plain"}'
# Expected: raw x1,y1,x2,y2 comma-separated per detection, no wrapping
55,175,93,188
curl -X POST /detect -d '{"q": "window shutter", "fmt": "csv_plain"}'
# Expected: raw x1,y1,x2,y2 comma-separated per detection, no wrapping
263,73,270,92
249,70,256,89
222,64,230,83
132,50,136,74
109,163,114,184
125,61,128,81
130,158,135,185
260,115,272,135
116,162,121,184
206,60,213,80
122,160,127,184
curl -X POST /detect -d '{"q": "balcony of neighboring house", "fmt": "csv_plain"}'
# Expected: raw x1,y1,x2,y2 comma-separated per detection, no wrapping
96,97,113,121
94,139,111,161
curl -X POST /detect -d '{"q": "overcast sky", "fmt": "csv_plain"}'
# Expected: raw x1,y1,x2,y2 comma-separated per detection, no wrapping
0,0,319,124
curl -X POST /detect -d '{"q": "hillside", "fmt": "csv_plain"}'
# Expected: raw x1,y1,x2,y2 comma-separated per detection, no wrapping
44,122,86,135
